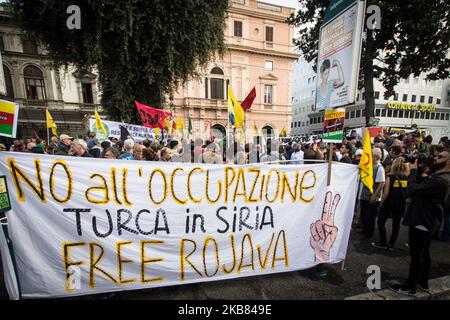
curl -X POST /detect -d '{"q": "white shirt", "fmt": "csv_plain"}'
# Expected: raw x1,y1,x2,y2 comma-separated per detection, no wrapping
290,151,304,164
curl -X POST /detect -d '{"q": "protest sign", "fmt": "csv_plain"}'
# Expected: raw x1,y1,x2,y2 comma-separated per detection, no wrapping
0,153,359,299
323,109,345,143
88,118,155,142
315,0,365,111
0,99,20,138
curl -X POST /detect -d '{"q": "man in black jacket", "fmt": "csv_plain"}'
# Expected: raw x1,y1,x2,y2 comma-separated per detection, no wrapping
390,150,450,296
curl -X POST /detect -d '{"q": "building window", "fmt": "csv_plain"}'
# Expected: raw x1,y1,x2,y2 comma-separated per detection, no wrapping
440,113,445,120
402,94,408,102
411,95,416,102
350,111,355,119
234,21,243,37
430,113,435,120
3,64,14,99
265,60,273,71
264,84,273,104
387,110,392,117
393,93,398,101
393,110,398,117
437,98,441,105
420,95,425,103
375,109,380,117
381,109,386,117
265,26,274,42
205,77,208,98
425,112,430,120
210,67,225,100
374,91,380,99
356,110,361,118
362,92,365,100
356,93,360,101
428,96,433,104
0,34,4,51
24,65,46,100
22,38,38,55
399,110,404,118
82,83,94,104
446,114,450,121
404,111,409,118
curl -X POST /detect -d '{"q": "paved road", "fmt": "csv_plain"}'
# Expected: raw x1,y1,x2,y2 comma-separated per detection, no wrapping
1,222,449,300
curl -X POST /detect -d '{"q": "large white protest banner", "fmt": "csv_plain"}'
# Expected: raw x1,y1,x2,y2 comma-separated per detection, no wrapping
0,152,359,299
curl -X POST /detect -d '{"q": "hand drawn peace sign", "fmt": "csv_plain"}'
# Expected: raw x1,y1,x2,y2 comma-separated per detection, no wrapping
310,191,341,263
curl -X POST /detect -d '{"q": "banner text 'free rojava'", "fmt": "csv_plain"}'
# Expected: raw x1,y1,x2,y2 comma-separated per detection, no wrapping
0,152,359,299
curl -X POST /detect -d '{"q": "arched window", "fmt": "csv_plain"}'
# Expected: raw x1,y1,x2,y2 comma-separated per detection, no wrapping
207,67,225,100
262,126,274,138
24,65,46,100
3,64,14,99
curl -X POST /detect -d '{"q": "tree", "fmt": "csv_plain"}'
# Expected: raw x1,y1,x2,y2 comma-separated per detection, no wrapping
288,0,450,126
9,0,229,122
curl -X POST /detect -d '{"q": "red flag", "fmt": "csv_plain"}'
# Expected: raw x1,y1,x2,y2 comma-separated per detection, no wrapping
135,100,170,129
241,86,256,111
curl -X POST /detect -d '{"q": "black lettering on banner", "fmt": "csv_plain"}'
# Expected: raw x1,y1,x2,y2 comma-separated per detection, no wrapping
155,209,170,234
63,208,91,236
117,209,139,236
216,206,229,233
135,209,153,235
239,207,253,231
192,214,205,234
92,209,113,238
260,206,274,230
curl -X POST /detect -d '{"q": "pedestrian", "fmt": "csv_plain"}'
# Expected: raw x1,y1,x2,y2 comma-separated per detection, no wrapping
372,157,409,250
72,139,92,157
55,134,73,156
103,147,119,159
118,139,135,160
339,143,352,164
389,150,450,296
200,142,223,164
358,148,385,239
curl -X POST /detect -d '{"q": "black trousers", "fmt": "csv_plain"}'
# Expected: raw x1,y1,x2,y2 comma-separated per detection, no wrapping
408,227,431,289
360,200,379,238
377,207,403,246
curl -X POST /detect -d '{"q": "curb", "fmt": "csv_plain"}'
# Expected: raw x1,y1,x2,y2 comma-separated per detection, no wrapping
345,276,450,300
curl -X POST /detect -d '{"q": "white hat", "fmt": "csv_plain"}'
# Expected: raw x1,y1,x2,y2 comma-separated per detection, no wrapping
355,149,363,156
60,134,73,140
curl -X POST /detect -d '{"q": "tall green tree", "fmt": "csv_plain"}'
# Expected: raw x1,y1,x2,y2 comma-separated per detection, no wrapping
288,0,450,125
9,0,228,122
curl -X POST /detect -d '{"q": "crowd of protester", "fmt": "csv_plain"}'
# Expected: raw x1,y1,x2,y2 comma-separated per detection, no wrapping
1,125,449,291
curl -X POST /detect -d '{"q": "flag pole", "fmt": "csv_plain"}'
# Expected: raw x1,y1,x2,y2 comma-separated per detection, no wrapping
47,127,49,146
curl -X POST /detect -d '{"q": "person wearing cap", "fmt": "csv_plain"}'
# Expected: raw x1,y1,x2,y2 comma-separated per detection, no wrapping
0,143,7,151
118,139,135,160
72,139,92,157
55,134,74,156
353,149,363,165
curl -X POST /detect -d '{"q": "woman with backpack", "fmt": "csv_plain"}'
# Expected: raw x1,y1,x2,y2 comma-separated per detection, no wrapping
372,157,409,250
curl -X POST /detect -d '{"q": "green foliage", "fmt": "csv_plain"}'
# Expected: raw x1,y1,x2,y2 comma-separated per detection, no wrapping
288,0,450,99
9,0,228,122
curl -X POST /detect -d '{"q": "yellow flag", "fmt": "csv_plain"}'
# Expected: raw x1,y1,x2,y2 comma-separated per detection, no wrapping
164,117,169,132
358,129,373,194
155,127,160,138
178,116,184,129
227,85,245,129
46,109,57,136
94,110,107,137
253,121,259,135
280,127,287,137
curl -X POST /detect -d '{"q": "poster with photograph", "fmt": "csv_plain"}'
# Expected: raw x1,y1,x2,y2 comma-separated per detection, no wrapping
315,0,365,111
